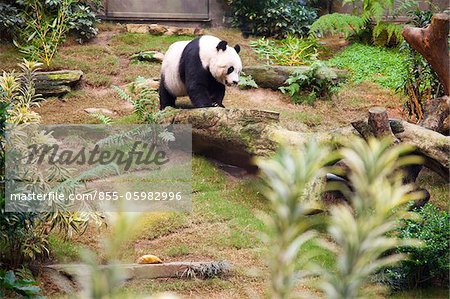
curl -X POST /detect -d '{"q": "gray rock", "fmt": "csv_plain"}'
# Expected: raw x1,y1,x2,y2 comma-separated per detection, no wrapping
84,108,116,116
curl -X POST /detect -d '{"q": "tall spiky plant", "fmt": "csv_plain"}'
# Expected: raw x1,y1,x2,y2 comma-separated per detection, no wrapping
258,138,422,299
257,141,336,299
317,138,421,299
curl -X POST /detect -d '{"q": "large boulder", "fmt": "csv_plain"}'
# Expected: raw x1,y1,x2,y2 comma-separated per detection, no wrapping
35,70,83,97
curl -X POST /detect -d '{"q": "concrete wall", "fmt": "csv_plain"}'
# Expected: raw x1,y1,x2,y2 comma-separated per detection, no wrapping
101,0,231,27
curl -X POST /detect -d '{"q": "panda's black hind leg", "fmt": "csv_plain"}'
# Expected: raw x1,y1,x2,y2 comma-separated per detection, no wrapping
159,78,176,110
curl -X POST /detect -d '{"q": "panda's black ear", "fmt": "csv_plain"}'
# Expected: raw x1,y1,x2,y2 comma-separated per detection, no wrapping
234,44,241,54
216,40,228,52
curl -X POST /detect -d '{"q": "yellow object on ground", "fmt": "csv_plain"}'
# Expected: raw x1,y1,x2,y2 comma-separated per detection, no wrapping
136,254,163,264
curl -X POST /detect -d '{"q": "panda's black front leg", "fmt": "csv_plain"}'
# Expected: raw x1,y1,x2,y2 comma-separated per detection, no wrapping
186,83,216,108
210,83,225,108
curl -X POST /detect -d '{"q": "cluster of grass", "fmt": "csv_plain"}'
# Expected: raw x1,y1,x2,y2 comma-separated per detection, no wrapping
327,43,407,90
250,36,320,66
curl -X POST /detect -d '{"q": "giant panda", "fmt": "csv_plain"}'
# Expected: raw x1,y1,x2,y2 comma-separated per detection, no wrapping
159,35,242,110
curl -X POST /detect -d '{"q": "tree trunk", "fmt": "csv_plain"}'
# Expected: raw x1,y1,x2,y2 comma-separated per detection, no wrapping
402,13,450,95
35,70,83,97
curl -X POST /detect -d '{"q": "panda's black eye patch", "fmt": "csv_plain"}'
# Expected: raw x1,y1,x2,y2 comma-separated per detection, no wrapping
227,67,234,75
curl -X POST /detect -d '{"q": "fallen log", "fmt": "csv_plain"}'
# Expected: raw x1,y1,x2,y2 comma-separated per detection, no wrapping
243,65,348,90
47,261,230,281
164,107,449,179
35,70,83,97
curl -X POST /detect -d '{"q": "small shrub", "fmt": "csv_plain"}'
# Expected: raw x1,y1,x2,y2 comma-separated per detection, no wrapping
383,204,449,290
280,62,341,104
67,1,100,44
238,72,258,90
250,36,319,66
112,77,163,124
228,0,317,38
0,3,23,40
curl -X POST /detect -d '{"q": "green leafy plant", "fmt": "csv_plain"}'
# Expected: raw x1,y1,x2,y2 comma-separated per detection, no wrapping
67,1,100,43
0,60,106,268
280,62,341,104
113,77,167,124
257,141,334,298
309,0,404,46
250,36,319,66
0,270,43,299
228,0,317,38
238,72,258,90
258,137,422,299
0,3,24,40
309,13,367,38
90,112,113,125
316,138,421,299
382,203,449,290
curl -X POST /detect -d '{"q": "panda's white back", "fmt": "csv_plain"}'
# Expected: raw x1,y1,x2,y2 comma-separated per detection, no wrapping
161,40,190,97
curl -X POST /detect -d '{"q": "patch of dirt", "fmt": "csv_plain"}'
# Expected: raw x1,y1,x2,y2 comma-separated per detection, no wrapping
90,30,120,46
35,87,133,124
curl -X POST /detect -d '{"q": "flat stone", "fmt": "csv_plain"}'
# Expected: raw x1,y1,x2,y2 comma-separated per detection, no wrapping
126,24,149,34
84,108,116,116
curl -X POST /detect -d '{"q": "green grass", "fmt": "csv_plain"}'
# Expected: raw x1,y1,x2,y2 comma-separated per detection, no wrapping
281,110,323,128
165,244,191,257
48,234,83,263
109,33,193,55
327,43,407,90
0,44,22,71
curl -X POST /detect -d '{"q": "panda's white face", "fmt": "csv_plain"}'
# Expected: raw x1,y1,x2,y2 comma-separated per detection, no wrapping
214,48,242,86
199,36,243,87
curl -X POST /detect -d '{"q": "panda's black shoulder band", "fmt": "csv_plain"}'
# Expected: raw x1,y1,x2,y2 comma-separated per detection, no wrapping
217,40,228,51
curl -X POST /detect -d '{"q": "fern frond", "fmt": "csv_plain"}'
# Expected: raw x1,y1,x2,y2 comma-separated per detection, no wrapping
373,22,404,46
112,85,133,103
90,113,113,125
309,13,366,38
